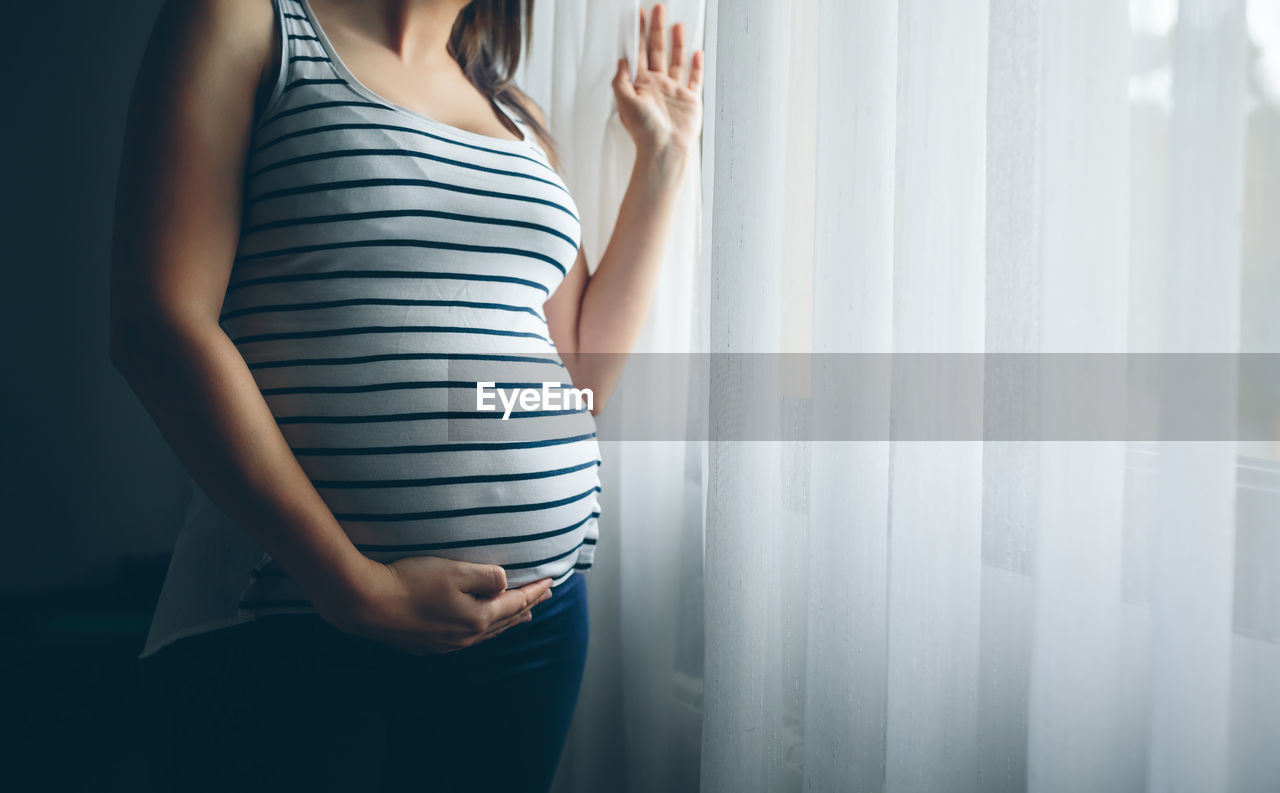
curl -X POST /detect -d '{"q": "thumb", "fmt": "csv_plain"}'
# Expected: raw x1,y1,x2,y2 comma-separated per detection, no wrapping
613,57,636,100
458,562,508,596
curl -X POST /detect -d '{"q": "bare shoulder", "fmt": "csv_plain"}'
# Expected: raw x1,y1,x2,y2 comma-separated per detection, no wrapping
112,0,281,305
152,0,275,49
142,0,276,91
123,0,280,157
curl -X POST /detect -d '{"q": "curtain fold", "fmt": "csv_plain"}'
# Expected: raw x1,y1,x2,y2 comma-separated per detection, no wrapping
1146,1,1247,788
698,0,791,787
804,1,898,790
1024,2,1131,790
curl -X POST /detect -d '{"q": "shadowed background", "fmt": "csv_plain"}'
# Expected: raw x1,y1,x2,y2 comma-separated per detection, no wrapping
2,3,219,788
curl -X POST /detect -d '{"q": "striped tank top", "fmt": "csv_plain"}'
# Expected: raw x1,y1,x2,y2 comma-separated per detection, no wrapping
140,0,599,658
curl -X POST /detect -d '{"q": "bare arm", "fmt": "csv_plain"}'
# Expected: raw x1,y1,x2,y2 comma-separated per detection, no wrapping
536,4,704,413
109,0,549,653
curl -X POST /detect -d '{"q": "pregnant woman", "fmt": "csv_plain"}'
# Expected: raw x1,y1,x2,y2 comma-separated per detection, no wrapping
108,0,701,789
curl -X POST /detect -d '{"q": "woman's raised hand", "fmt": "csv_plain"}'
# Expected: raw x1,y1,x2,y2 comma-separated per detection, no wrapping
319,555,554,655
612,3,705,160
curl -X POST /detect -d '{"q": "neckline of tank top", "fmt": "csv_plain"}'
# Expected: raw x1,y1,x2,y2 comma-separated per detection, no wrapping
296,0,539,154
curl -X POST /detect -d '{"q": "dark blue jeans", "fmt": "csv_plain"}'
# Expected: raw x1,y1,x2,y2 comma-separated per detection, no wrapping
138,571,589,793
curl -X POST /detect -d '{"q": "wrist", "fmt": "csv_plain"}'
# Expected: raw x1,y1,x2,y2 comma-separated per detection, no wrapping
296,546,387,629
633,140,693,180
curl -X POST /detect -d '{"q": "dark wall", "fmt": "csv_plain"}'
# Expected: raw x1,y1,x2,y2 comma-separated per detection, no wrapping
2,1,184,594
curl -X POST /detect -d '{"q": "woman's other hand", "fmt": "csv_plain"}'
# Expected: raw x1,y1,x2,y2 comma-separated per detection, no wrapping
320,555,554,655
613,3,705,160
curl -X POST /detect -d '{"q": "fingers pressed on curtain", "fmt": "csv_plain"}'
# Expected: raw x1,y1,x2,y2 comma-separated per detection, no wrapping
687,49,703,93
669,22,685,83
614,57,637,100
637,6,650,72
648,4,667,73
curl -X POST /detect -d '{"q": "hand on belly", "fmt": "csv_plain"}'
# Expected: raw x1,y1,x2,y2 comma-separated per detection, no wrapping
321,553,553,654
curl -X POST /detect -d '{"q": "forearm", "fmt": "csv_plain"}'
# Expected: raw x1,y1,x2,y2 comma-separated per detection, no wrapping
566,144,691,405
110,320,375,621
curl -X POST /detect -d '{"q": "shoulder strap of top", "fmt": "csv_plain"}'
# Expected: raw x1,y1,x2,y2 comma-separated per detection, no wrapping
280,0,331,63
251,0,289,132
253,0,336,131
496,96,544,151
494,97,527,136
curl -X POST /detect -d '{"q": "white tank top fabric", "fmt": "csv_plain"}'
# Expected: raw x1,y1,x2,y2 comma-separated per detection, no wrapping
139,0,599,659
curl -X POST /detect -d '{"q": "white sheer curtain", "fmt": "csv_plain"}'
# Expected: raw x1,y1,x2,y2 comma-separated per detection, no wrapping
520,0,1280,791
700,0,1280,792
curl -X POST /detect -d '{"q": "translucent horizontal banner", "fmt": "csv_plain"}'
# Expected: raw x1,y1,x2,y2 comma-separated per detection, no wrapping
441,353,1280,442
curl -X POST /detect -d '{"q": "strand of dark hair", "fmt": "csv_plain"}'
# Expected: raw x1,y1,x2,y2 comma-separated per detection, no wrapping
448,0,557,161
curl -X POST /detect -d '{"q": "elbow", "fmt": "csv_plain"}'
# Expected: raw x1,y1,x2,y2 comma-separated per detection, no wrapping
108,315,201,378
109,337,159,389
109,300,153,374
587,390,611,417
109,317,158,375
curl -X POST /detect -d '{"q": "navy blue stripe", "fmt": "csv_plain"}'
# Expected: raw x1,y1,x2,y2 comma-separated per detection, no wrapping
252,532,596,575
241,208,577,248
225,270,549,296
502,540,587,570
582,537,597,545
283,78,346,92
244,519,593,588
234,238,567,276
290,431,597,457
332,485,601,521
311,460,601,489
573,563,592,569
287,34,321,42
220,297,545,322
245,178,580,223
276,408,586,424
355,512,600,553
247,147,565,194
283,12,308,20
247,351,565,371
231,324,549,345
291,55,331,62
250,540,586,578
252,122,549,167
260,380,571,396
259,101,393,129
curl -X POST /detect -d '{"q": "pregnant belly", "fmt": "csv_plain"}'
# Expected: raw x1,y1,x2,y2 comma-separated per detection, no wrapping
234,325,602,588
